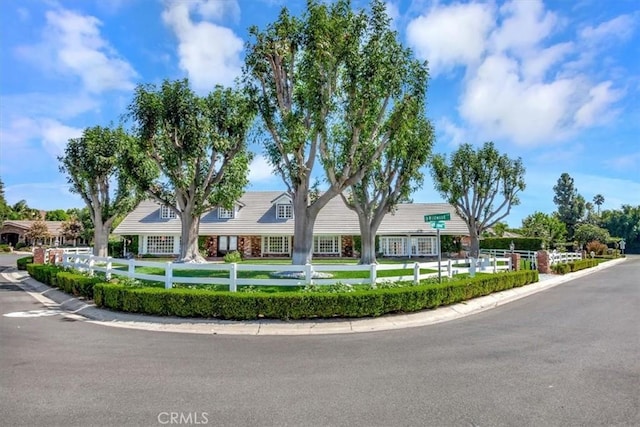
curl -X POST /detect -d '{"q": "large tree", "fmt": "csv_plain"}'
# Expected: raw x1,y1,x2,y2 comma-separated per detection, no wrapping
521,211,567,248
246,0,418,264
342,99,434,264
125,79,255,263
59,126,140,257
600,204,640,254
431,142,526,258
553,173,585,239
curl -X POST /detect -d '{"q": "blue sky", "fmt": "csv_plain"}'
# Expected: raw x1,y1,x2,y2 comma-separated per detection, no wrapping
1,0,638,227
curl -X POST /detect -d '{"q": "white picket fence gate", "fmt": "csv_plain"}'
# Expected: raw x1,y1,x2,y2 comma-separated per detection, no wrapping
60,254,513,291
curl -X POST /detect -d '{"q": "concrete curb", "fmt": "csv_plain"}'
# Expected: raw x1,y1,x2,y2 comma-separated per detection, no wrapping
2,257,627,336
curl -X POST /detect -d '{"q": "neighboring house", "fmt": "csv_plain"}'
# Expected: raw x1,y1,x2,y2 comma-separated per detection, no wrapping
114,191,469,258
0,220,65,247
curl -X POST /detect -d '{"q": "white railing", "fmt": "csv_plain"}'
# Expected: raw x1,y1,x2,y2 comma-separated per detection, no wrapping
60,254,513,291
480,249,538,269
549,251,582,265
42,247,92,264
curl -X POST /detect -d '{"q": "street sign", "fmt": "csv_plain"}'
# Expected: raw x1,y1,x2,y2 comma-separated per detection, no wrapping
431,221,446,229
424,213,451,222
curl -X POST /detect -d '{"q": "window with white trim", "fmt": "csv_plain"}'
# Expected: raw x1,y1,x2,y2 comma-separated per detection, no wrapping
276,203,293,219
380,237,406,256
412,237,436,256
314,235,339,254
264,236,290,254
146,236,175,254
160,205,176,219
218,207,234,219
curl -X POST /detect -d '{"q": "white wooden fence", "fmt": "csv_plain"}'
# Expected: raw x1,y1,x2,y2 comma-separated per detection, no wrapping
60,254,513,291
480,249,538,269
549,251,582,265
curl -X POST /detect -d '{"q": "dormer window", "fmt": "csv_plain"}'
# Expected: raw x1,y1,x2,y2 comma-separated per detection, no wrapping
218,207,234,219
160,205,176,219
276,203,293,219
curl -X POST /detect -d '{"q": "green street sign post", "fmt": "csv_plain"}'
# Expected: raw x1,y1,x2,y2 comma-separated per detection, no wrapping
424,213,450,283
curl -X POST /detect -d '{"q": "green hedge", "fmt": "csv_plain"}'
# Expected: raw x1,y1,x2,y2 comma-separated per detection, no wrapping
26,264,63,287
93,270,539,320
55,271,102,299
551,259,599,275
17,256,34,270
26,264,99,299
480,237,543,251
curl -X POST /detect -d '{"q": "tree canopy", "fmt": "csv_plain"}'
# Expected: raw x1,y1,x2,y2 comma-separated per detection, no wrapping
124,79,256,262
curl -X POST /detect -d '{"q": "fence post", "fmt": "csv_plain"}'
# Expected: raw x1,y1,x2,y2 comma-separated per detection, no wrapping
413,262,420,284
164,261,172,289
229,263,237,292
304,263,313,286
492,257,497,273
469,258,476,277
128,258,135,278
88,255,95,276
62,254,68,269
106,257,113,280
447,259,452,278
507,256,512,271
370,264,377,289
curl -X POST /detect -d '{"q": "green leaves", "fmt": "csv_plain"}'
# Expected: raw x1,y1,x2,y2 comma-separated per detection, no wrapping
431,142,526,256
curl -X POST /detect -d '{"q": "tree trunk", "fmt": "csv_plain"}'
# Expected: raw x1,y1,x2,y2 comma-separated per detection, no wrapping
291,207,316,265
179,214,206,263
469,223,480,258
358,214,377,265
93,225,109,257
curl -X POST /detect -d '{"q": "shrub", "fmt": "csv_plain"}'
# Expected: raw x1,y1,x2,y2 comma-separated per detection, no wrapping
0,244,11,252
17,256,33,270
26,264,64,287
93,270,539,320
551,259,599,274
55,271,102,299
480,238,543,251
15,242,27,250
223,251,242,263
585,241,607,256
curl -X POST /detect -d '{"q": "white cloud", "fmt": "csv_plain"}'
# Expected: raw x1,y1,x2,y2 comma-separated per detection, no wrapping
574,81,623,127
406,2,494,76
248,154,278,184
436,117,468,147
490,0,557,54
407,0,629,146
163,0,243,93
0,116,82,160
18,9,137,93
580,15,636,44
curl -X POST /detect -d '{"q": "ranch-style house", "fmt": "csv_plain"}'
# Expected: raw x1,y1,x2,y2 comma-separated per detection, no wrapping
113,191,470,258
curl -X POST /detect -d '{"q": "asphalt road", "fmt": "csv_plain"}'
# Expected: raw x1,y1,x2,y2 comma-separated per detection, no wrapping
0,254,638,426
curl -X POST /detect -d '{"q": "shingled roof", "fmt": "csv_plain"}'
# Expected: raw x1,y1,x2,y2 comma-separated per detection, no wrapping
113,191,469,236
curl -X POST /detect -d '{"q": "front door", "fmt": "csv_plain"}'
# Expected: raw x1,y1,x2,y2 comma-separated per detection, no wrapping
218,236,238,255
